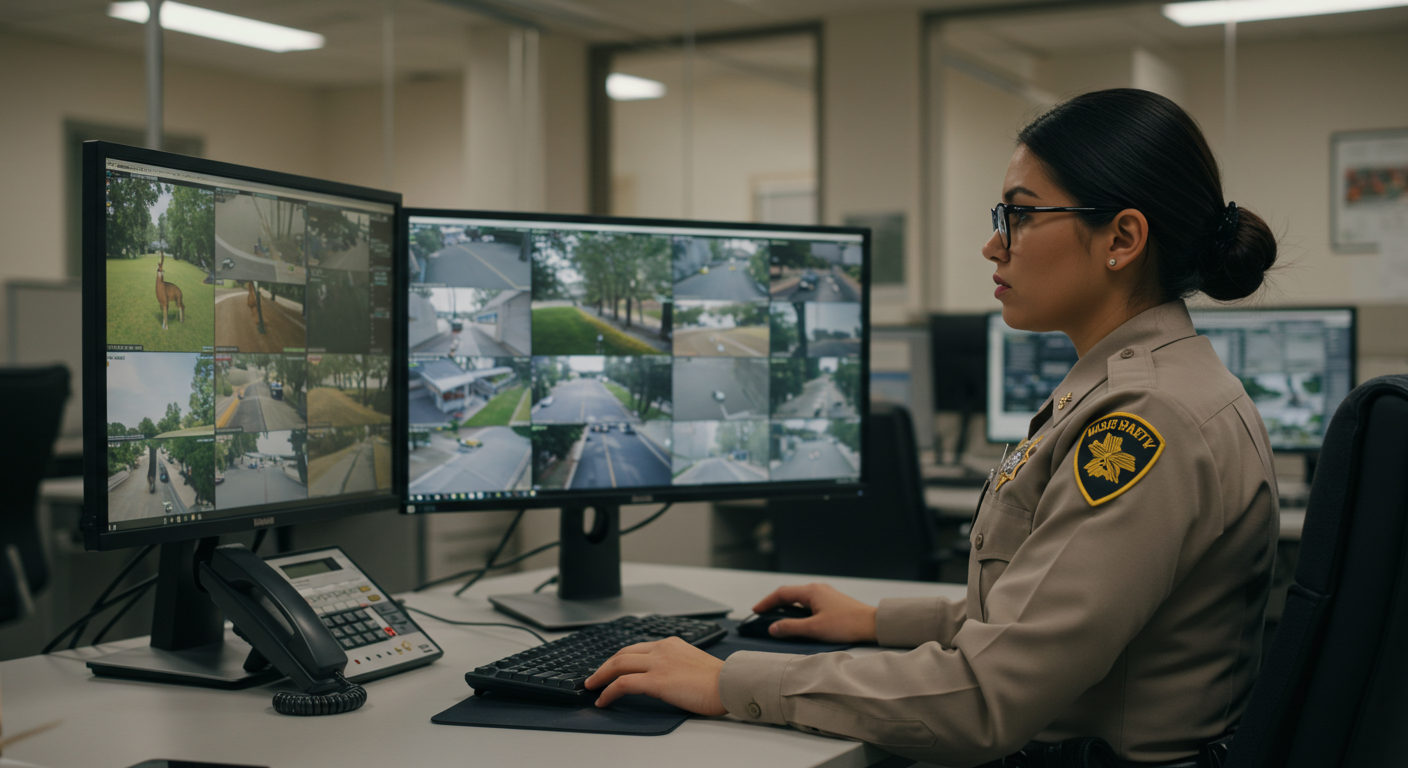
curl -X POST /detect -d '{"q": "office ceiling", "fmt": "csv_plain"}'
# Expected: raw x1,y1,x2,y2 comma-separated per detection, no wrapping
1,0,1406,88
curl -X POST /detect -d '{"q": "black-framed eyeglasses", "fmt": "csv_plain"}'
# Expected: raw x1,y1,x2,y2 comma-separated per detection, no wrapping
990,203,1122,250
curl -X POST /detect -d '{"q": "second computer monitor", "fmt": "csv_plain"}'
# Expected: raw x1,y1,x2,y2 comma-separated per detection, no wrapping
986,308,1356,451
403,211,869,510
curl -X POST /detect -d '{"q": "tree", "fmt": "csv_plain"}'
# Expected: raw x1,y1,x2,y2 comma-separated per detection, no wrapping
167,438,216,506
770,305,799,356
157,402,182,436
827,419,861,453
166,184,215,270
189,355,214,426
530,233,569,301
105,176,160,258
770,359,806,411
412,226,444,256
833,358,861,409
138,416,159,439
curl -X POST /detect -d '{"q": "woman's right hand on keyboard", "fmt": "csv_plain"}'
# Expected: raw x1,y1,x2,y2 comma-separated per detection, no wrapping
752,583,878,644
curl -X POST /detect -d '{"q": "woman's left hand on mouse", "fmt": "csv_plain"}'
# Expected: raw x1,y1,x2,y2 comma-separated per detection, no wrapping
585,636,727,715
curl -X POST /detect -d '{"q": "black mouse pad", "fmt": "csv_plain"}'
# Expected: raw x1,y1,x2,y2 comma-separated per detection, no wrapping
431,619,854,734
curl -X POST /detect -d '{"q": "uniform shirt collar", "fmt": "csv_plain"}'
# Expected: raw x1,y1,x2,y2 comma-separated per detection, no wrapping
1037,300,1199,432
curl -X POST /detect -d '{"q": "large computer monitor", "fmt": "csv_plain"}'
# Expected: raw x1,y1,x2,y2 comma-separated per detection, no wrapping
82,142,405,684
986,308,1357,456
402,209,869,628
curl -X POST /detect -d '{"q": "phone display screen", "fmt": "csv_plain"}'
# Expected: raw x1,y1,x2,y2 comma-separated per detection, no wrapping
278,557,342,579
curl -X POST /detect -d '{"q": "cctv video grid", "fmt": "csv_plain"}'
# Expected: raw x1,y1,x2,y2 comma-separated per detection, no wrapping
405,215,866,501
985,309,1355,450
102,158,396,534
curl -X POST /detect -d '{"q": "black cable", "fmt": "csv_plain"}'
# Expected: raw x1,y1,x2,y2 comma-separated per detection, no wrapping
532,574,557,593
69,544,156,650
621,502,672,535
401,604,547,645
251,528,268,554
43,575,159,654
90,578,157,646
455,509,527,597
271,671,367,716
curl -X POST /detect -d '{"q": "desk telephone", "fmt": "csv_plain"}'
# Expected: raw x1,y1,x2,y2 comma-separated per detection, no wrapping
200,544,443,715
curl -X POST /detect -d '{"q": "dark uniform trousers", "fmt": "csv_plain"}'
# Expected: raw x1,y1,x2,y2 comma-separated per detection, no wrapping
718,301,1278,767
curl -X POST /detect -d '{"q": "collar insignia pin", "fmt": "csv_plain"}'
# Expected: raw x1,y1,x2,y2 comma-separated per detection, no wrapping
1056,392,1073,411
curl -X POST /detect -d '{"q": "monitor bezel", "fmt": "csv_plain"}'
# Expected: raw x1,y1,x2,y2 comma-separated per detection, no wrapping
983,305,1359,452
82,141,408,552
399,206,872,514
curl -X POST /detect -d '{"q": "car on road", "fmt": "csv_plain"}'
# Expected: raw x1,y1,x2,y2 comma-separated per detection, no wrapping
249,461,258,469
621,423,634,435
215,472,224,485
163,502,173,514
238,388,245,399
458,437,482,450
700,266,709,275
730,449,747,461
159,466,169,483
221,257,234,271
270,382,284,400
539,396,554,407
799,270,818,291
712,390,726,402
450,321,464,332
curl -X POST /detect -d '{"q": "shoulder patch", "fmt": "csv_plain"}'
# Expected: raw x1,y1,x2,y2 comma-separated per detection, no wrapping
1073,412,1165,506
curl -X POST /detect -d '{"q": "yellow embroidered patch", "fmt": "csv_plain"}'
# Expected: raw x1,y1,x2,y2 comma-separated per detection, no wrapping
1073,412,1165,506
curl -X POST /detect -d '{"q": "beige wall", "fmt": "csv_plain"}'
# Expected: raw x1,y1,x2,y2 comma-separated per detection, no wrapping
824,10,924,325
932,26,1408,323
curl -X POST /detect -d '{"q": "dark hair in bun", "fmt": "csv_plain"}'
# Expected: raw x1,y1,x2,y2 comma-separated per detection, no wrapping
1017,88,1276,302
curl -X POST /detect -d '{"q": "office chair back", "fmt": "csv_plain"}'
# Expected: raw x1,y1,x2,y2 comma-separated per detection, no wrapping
768,401,939,581
1226,374,1408,768
0,365,70,623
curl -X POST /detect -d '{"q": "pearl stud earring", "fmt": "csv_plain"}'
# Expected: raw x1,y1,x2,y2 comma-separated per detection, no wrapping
1108,259,1117,266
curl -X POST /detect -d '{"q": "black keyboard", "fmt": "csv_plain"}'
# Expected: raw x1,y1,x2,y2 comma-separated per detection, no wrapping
466,615,727,703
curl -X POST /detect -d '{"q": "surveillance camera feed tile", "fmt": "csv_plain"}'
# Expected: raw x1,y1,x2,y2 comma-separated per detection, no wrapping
985,309,1355,449
406,214,866,502
103,158,395,533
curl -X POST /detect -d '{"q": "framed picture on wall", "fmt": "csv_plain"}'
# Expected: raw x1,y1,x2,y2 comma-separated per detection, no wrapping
1331,128,1408,253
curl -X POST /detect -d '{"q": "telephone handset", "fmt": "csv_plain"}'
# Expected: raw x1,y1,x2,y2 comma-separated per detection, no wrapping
200,544,366,715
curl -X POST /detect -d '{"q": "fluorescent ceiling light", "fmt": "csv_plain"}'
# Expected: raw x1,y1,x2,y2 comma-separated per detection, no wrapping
108,2,324,52
607,73,667,101
1163,0,1408,26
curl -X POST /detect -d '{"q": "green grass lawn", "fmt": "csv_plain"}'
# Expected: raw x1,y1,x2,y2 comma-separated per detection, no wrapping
107,254,215,352
511,388,532,423
603,382,668,420
531,306,661,356
466,385,525,427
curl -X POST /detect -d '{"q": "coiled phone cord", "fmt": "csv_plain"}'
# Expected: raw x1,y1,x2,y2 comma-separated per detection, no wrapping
271,672,367,716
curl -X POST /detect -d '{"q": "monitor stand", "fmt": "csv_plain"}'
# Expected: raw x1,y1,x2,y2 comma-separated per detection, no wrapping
87,537,279,689
489,505,730,631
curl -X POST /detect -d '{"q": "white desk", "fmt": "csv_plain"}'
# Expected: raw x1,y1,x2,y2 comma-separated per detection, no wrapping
1,563,965,768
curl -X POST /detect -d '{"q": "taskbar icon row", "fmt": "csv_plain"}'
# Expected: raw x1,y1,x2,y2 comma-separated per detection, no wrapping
411,490,537,503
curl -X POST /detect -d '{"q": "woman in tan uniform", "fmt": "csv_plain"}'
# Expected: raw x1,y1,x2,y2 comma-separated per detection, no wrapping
586,88,1281,767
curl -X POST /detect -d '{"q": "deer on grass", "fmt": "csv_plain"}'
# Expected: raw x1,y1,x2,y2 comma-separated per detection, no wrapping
156,253,184,330
247,280,258,320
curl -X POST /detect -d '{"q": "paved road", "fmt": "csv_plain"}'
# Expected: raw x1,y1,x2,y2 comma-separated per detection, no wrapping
411,325,515,356
108,452,198,522
309,439,378,496
775,375,855,418
673,357,769,420
534,379,636,424
771,439,859,481
673,326,768,357
674,261,768,301
214,287,307,353
806,338,861,357
674,456,768,485
214,195,306,284
409,427,530,494
216,463,306,508
219,380,305,432
424,242,530,290
571,428,671,489
772,266,861,302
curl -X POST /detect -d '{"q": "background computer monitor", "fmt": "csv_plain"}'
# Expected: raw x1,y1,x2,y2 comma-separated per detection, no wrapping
985,308,1358,455
402,209,869,628
929,314,988,468
82,141,405,685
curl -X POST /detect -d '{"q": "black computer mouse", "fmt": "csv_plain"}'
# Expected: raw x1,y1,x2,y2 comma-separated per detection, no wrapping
737,604,813,639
